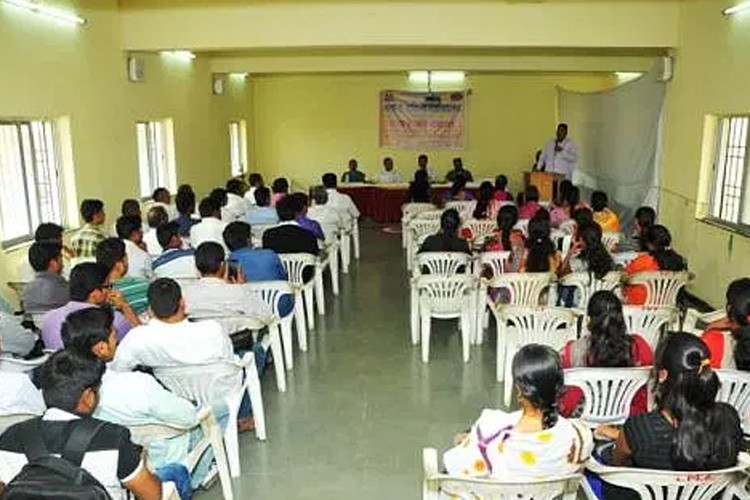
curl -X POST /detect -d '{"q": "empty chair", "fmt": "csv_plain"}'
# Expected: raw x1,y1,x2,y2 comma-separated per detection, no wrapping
622,305,676,349
564,367,652,427
416,275,476,363
716,369,750,436
422,447,581,500
559,271,622,310
625,270,692,308
278,253,318,332
402,203,436,249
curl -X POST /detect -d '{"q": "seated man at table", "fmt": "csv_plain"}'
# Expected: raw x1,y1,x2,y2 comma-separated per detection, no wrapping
322,173,360,224
341,158,366,183
377,157,402,184
445,157,473,183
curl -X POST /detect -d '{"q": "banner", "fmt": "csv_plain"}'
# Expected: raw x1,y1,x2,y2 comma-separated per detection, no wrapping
379,90,466,150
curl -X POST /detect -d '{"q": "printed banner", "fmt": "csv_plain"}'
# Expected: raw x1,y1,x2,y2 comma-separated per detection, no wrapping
379,90,466,150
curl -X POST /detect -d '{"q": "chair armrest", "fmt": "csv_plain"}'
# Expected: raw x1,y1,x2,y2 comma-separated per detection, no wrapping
423,447,440,477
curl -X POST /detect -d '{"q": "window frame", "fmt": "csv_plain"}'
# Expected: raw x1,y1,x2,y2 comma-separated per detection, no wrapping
229,120,247,177
136,119,176,199
0,119,66,248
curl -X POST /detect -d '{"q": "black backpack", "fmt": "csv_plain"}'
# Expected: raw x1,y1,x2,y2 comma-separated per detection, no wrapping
0,418,112,500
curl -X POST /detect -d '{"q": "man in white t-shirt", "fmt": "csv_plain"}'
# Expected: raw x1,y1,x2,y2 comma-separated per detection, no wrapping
307,185,345,245
376,157,403,184
190,197,228,252
244,173,264,207
321,173,360,223
224,179,251,223
537,123,578,181
116,215,153,280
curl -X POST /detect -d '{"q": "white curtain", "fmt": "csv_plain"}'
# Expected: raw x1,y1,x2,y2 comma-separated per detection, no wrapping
558,64,666,222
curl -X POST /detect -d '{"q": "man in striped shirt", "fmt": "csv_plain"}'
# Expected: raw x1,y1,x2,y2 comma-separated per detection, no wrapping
70,199,107,260
95,238,150,316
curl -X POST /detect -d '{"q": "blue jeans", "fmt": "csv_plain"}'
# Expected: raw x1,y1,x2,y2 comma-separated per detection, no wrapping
156,463,192,500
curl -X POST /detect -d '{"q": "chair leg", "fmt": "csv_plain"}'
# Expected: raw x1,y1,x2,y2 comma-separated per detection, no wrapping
293,292,308,351
410,287,420,345
303,288,315,330
203,412,234,500
224,400,241,478
353,223,360,260
421,312,431,363
330,253,340,296
315,273,325,316
460,314,470,363
267,324,286,392
245,365,267,442
281,317,294,370
503,346,514,408
496,317,505,382
340,235,351,274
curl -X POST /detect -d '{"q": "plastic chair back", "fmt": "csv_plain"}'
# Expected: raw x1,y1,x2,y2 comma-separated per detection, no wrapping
626,271,692,308
622,306,676,349
415,252,471,277
560,271,622,309
717,369,750,435
415,210,444,221
462,219,496,243
278,253,318,286
564,367,651,426
488,272,555,306
601,232,622,252
475,251,511,280
417,275,475,316
444,200,476,221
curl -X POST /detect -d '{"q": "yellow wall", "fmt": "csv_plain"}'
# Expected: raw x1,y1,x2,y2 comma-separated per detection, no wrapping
658,0,750,306
249,72,617,191
0,0,250,294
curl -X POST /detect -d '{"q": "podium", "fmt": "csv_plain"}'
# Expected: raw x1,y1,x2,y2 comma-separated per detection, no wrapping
524,171,565,202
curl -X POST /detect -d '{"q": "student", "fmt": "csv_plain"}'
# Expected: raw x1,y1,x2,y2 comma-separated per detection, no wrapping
190,197,228,252
472,181,498,220
418,209,471,255
144,206,169,257
550,183,580,228
61,307,199,496
377,157,402,184
520,214,560,273
70,199,107,259
113,199,144,236
482,205,525,271
41,263,137,350
224,179,250,222
116,215,153,280
322,173,360,223
594,333,742,499
623,225,687,305
559,291,653,417
245,173,264,206
289,192,325,241
620,206,656,252
445,157,473,183
246,186,280,226
443,344,592,479
270,178,289,207
174,187,198,238
445,176,473,202
152,222,199,279
95,238,150,316
342,158,366,183
591,190,620,233
701,278,750,370
493,174,512,202
0,351,164,500
262,196,320,257
151,187,178,221
22,241,69,313
210,188,229,221
560,223,615,278
518,185,542,220
17,223,74,282
307,186,345,245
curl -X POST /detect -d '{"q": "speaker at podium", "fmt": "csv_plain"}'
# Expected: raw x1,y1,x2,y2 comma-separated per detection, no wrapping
524,171,565,202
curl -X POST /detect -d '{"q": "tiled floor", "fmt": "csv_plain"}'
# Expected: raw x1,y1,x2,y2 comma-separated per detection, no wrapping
198,224,503,499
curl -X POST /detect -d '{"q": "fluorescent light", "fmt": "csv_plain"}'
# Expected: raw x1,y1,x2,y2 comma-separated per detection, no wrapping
615,72,643,83
408,71,466,85
2,0,85,25
160,50,196,61
723,1,750,15
229,72,248,79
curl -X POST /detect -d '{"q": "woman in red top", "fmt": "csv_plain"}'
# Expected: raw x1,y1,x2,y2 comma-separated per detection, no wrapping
623,225,687,305
493,175,512,202
482,204,525,271
701,278,750,370
559,290,653,418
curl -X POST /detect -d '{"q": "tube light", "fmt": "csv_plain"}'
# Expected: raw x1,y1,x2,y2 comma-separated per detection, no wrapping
161,50,196,61
408,71,466,85
229,72,248,79
2,0,85,25
723,1,750,15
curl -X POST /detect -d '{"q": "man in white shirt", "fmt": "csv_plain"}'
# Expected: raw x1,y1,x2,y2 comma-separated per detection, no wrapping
116,215,153,280
190,197,228,252
321,173,360,223
244,173,264,207
308,186,345,245
223,179,251,223
376,157,403,184
152,222,199,279
537,123,578,181
148,187,179,221
144,206,169,258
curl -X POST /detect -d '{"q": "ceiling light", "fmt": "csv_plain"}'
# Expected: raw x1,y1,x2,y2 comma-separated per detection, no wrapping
723,1,750,15
2,0,85,25
229,72,248,79
160,50,196,61
408,71,465,85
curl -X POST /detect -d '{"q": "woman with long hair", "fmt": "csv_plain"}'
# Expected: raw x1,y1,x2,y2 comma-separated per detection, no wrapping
444,344,592,480
521,212,561,273
559,291,653,417
701,278,750,370
518,185,541,220
493,174,512,202
472,181,497,220
595,333,742,498
591,190,620,232
418,208,470,255
560,222,615,279
623,224,687,305
481,204,525,272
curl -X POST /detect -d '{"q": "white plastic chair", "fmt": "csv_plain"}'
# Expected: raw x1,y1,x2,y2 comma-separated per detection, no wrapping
423,448,580,500
717,369,750,436
514,219,529,236
559,271,622,310
551,229,573,255
317,239,340,300
559,219,577,235
279,253,318,332
601,232,622,252
564,367,652,427
487,272,555,307
408,219,441,270
445,200,476,221
612,251,639,268
622,305,677,350
462,219,497,248
250,223,276,248
416,275,476,363
496,306,579,406
582,453,750,500
416,209,445,221
402,203,435,249
626,270,692,308
339,222,352,275
0,354,49,373
410,253,472,345
154,352,264,478
245,280,296,378
128,406,234,500
472,251,511,344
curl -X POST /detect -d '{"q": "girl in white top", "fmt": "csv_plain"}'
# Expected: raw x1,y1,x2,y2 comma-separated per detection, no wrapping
444,344,592,482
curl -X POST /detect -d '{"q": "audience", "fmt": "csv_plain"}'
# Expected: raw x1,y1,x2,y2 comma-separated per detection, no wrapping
246,186,280,226
559,291,653,418
702,278,750,370
70,199,107,260
22,241,69,313
41,263,137,350
190,197,228,252
0,350,165,499
210,188,229,222
521,214,560,273
270,178,289,207
174,187,198,238
518,185,542,220
144,205,169,257
472,181,498,220
17,223,73,282
594,333,742,499
621,206,656,252
560,223,615,278
550,182,581,228
151,187,178,220
322,172,360,223
308,186,344,245
445,176,473,201
289,192,325,241
115,199,144,235
95,238,150,316
623,224,687,305
377,157,402,184
262,196,320,258
245,173,264,206
446,157,473,183
224,178,249,222
591,190,620,233
493,174,511,202
342,158,366,183
443,344,592,479
152,222,199,279
481,205,525,271
116,215,153,280
418,209,471,255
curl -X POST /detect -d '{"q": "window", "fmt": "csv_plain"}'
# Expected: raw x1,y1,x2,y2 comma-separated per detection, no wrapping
0,120,64,246
136,120,176,198
229,120,247,176
709,116,750,227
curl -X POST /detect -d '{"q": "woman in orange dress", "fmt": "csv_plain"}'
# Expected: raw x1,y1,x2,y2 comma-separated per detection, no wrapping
591,190,620,233
701,278,750,370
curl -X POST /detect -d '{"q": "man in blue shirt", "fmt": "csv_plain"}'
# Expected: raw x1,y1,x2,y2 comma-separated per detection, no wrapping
223,221,293,317
246,187,279,226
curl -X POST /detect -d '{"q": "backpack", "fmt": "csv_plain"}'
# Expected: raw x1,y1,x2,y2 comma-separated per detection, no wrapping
0,418,112,500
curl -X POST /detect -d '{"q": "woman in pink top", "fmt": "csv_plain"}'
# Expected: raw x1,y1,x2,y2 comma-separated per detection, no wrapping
493,175,512,202
518,185,541,220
